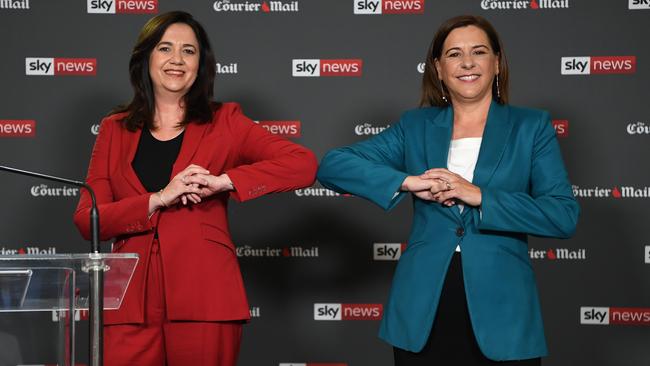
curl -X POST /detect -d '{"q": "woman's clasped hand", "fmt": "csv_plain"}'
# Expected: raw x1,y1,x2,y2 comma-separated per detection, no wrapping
158,164,234,206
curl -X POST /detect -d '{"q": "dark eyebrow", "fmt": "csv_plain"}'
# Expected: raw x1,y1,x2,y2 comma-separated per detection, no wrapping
444,44,490,55
156,41,197,49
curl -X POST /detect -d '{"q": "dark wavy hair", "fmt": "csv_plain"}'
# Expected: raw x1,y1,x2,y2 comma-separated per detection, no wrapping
420,15,509,107
111,11,220,131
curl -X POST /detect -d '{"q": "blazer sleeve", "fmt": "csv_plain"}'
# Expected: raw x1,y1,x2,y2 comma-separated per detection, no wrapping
224,104,318,202
317,116,409,211
476,112,580,238
73,118,153,241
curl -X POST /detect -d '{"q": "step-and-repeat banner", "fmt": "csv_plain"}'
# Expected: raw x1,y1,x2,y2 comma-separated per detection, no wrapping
1,1,649,365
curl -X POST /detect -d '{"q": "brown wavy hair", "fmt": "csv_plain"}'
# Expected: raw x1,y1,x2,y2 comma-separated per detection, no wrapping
111,11,220,131
420,15,509,107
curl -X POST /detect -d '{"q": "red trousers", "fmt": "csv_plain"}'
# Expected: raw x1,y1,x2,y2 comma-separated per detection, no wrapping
104,240,242,366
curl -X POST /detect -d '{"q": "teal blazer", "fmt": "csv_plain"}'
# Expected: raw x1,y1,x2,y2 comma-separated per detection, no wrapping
317,102,579,361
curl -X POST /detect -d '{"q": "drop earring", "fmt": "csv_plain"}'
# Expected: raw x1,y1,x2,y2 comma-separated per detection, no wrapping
439,79,448,103
496,74,501,100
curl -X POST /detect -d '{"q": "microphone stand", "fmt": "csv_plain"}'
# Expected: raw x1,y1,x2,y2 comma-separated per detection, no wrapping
0,165,104,366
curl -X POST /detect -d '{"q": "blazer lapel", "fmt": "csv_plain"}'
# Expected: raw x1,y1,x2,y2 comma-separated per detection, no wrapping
423,106,462,222
170,122,209,178
472,101,513,189
122,128,147,194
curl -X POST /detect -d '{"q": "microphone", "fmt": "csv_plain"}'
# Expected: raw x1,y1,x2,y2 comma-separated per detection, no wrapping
0,165,100,253
1,164,106,365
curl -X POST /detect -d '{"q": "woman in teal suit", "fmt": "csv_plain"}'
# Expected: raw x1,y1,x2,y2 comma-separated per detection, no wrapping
317,15,579,365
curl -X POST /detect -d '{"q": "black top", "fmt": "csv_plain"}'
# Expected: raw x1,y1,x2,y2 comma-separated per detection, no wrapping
131,128,185,192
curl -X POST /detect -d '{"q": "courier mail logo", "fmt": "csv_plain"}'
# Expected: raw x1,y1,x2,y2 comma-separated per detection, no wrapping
561,56,636,75
314,303,383,320
87,0,158,14
26,58,96,76
0,120,35,137
373,243,406,260
292,59,363,77
354,0,424,14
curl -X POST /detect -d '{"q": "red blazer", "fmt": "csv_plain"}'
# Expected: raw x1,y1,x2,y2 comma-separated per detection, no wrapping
74,103,317,325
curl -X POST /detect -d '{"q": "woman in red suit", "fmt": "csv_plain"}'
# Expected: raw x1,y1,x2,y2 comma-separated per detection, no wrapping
73,11,317,366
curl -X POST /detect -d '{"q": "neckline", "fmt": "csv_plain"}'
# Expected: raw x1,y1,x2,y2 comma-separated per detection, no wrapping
147,128,185,142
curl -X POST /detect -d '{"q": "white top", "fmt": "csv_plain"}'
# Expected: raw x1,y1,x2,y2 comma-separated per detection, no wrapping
447,137,482,252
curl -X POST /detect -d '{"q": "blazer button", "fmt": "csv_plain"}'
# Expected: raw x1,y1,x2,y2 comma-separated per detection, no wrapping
456,227,465,237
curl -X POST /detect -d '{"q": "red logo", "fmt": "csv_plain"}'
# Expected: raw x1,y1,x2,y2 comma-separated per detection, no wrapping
552,120,568,137
382,0,424,14
320,59,363,76
591,56,636,74
117,0,157,13
530,0,540,8
261,1,271,12
612,186,622,198
610,307,650,325
0,120,35,137
256,120,301,137
546,249,556,259
342,304,382,320
54,58,97,75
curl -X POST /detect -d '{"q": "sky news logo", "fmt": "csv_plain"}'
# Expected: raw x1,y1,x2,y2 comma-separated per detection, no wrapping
552,120,568,137
255,120,301,137
314,303,382,320
373,243,406,261
354,0,424,14
292,59,363,77
0,120,35,137
279,364,347,366
561,56,636,75
87,0,157,14
581,307,650,325
26,58,96,76
629,0,650,9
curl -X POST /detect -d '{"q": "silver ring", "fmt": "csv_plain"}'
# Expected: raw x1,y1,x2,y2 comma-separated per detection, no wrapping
445,181,452,190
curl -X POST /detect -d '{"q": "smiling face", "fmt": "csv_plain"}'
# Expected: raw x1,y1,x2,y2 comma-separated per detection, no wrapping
148,22,200,99
434,25,499,105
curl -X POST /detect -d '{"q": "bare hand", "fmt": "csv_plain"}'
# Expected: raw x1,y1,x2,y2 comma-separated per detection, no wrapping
158,164,210,207
401,175,450,201
190,173,234,198
420,168,482,207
